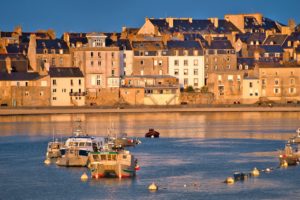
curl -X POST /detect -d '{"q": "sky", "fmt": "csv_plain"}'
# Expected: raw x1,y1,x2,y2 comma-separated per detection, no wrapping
0,0,299,37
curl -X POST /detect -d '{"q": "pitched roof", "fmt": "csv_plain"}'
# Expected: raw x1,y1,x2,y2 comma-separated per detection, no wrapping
260,45,284,53
49,67,84,78
132,41,165,51
209,39,234,49
263,34,288,45
167,40,202,49
36,39,69,53
0,72,41,81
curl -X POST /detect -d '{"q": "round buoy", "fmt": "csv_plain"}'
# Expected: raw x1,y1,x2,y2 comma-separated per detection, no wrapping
251,167,260,177
281,160,288,168
265,168,271,173
225,177,235,184
81,172,88,181
135,165,140,171
44,159,51,165
148,182,158,191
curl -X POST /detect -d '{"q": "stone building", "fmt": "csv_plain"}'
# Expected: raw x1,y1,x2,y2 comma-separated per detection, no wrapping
121,75,180,105
49,67,85,106
132,41,168,76
242,77,261,104
167,40,205,90
259,63,300,103
27,34,71,72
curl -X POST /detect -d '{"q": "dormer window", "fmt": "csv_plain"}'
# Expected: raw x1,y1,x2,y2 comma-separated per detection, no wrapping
59,49,63,54
193,50,198,56
183,50,188,56
256,41,259,45
270,41,274,45
245,65,248,70
51,49,55,54
43,49,48,54
288,41,292,47
250,41,254,45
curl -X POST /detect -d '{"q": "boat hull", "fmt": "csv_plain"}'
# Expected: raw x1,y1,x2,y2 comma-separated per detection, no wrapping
90,163,136,178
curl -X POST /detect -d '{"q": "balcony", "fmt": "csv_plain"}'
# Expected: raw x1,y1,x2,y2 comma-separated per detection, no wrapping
69,92,87,96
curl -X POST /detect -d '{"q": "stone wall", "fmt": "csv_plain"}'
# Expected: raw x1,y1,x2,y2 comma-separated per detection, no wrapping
86,88,120,106
180,92,214,104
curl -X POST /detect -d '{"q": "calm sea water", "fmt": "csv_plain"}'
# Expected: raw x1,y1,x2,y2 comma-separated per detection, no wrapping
1,112,300,200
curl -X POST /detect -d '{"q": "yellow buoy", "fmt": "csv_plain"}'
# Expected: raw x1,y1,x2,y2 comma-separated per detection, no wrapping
44,159,51,165
148,182,158,191
81,172,88,182
251,167,260,176
225,177,235,184
281,160,288,168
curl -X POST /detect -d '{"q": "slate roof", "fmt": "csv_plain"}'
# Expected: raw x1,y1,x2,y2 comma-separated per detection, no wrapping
117,39,132,50
296,46,300,53
209,39,234,49
0,72,41,81
0,31,14,37
5,44,28,54
36,39,69,54
282,32,300,48
237,57,256,69
244,17,282,32
49,67,84,78
132,41,165,51
260,45,284,53
263,34,288,45
167,40,202,49
148,18,240,34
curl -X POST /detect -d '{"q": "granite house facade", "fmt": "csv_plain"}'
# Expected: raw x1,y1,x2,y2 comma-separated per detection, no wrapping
1,13,300,106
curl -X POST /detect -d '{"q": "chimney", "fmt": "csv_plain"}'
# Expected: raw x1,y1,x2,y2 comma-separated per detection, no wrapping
288,19,296,32
209,18,218,28
122,26,127,32
63,32,70,47
166,17,174,28
5,56,12,74
28,34,37,72
188,18,193,23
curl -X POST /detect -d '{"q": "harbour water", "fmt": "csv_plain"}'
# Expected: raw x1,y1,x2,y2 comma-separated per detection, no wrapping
1,112,300,200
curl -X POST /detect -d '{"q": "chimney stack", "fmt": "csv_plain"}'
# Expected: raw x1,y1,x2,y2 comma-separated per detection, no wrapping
209,18,219,28
166,17,174,28
5,56,12,74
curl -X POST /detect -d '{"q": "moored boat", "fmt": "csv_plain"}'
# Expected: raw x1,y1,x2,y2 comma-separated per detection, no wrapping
88,150,138,178
46,139,64,159
279,143,300,166
145,129,160,138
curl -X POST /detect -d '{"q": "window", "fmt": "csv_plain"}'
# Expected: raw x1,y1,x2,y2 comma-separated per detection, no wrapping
228,75,233,81
159,69,162,75
52,79,56,86
249,82,253,88
91,61,94,66
43,49,48,54
25,82,28,87
141,70,144,75
145,51,148,56
290,78,295,85
274,88,280,94
174,69,179,76
53,97,57,100
194,69,198,75
97,75,101,86
51,58,55,66
194,78,198,87
218,75,222,81
112,52,115,58
274,79,279,85
174,60,179,66
91,52,94,57
98,52,101,58
262,79,266,85
291,71,294,76
194,59,198,66
184,60,188,66
214,65,218,70
98,61,101,66
40,91,44,96
289,88,296,94
59,57,63,66
264,53,269,58
112,70,115,76
275,53,280,58
237,75,241,81
193,50,198,56
183,50,188,56
79,79,81,85
62,89,66,93
184,78,188,85
25,91,29,96
140,60,144,65
158,60,163,66
52,89,56,93
154,60,158,66
184,69,188,75
174,50,179,56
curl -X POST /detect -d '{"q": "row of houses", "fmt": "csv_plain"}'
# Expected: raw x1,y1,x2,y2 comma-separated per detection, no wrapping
1,13,300,106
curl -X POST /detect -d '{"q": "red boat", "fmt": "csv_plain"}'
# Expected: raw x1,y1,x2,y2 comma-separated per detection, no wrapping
145,129,160,138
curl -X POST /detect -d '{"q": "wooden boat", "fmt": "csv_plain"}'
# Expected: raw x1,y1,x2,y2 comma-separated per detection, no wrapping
88,150,138,178
145,129,160,138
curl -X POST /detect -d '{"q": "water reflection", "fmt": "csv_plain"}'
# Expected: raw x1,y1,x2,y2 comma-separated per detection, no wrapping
0,112,299,140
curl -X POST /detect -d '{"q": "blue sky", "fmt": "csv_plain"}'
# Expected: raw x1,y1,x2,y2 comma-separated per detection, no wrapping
0,0,299,37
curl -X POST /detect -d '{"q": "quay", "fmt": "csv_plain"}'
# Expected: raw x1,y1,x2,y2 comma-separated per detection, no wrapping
1,105,300,116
